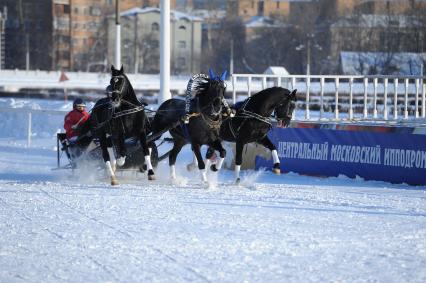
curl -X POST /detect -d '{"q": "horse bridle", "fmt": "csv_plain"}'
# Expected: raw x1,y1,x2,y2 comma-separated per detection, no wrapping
111,75,126,98
274,97,295,122
109,74,145,118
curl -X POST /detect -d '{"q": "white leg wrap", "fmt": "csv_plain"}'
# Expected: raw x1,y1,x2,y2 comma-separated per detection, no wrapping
205,159,211,170
105,161,115,177
170,165,176,179
117,156,126,167
145,155,153,171
201,169,207,182
216,158,225,170
107,147,116,171
86,141,97,152
149,147,152,155
272,150,280,164
235,165,241,180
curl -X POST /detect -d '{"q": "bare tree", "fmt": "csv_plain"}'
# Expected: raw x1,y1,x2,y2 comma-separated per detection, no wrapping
201,17,246,74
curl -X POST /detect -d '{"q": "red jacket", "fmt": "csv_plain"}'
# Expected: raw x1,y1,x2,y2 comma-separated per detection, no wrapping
64,109,90,139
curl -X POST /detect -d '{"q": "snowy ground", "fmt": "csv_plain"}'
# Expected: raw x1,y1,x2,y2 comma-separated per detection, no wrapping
0,98,426,282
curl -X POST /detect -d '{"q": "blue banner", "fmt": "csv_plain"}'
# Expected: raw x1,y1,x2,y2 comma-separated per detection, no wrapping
256,127,426,186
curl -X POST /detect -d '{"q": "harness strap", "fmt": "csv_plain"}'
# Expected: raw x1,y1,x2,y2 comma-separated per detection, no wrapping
238,110,272,127
229,119,238,140
236,97,272,127
112,105,144,118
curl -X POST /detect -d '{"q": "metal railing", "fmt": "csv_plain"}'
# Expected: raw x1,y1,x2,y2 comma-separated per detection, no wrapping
2,74,426,148
0,107,66,147
231,74,426,121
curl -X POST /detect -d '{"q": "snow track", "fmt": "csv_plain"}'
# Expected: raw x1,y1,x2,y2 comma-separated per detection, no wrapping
0,135,425,281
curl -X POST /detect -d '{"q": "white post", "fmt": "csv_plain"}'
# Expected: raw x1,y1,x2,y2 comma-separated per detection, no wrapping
394,78,398,120
422,79,425,118
27,112,32,148
363,78,368,119
404,78,409,119
383,78,388,120
349,77,354,120
320,77,324,120
305,77,310,120
26,35,30,71
335,77,340,120
159,0,171,103
415,78,420,118
229,39,234,75
115,0,121,68
247,76,252,97
292,77,297,120
232,75,236,104
373,78,378,119
262,76,267,90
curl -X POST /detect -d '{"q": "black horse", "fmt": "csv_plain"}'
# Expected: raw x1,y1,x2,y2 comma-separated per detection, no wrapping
211,87,297,183
150,71,227,182
90,65,155,185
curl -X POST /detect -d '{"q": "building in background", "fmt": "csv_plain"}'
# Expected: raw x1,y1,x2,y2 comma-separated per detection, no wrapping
0,6,6,70
0,0,178,72
52,0,71,70
121,0,176,10
107,7,202,75
227,0,290,21
2,0,53,70
66,0,110,71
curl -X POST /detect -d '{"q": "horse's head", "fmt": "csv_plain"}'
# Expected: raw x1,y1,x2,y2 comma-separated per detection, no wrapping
275,89,297,127
109,65,128,107
194,69,227,116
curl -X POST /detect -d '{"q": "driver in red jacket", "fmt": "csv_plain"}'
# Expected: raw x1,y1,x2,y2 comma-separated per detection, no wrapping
64,98,90,142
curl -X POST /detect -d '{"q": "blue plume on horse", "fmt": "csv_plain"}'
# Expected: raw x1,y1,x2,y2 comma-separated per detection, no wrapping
208,68,217,80
209,68,228,81
220,70,227,81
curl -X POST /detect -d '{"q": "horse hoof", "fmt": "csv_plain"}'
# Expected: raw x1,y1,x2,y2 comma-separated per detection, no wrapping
210,164,218,172
117,156,126,166
187,163,196,171
148,170,156,180
235,178,241,185
273,163,281,175
111,177,119,186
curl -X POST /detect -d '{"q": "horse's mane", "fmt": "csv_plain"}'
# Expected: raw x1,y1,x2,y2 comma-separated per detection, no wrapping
122,74,136,96
118,73,140,105
192,77,214,96
245,87,289,112
250,87,284,100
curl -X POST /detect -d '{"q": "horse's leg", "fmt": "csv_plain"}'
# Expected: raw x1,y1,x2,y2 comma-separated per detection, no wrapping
234,141,245,184
105,134,117,172
209,141,226,172
168,138,185,179
203,146,214,171
186,153,198,171
100,133,118,185
259,136,280,174
116,134,126,167
192,143,208,182
140,130,155,180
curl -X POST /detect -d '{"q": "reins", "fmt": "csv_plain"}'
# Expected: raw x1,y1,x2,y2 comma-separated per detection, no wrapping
233,98,272,126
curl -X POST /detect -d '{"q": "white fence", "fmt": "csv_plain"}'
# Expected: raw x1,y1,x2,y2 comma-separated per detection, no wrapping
231,74,426,121
2,74,426,147
0,107,67,147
